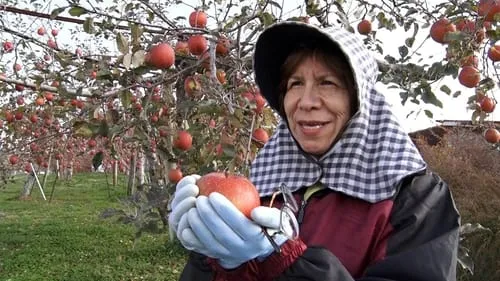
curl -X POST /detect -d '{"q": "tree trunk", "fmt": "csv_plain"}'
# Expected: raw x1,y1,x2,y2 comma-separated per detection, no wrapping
66,161,73,180
55,160,61,178
42,150,52,189
19,172,35,199
137,150,146,186
112,160,118,186
127,151,137,195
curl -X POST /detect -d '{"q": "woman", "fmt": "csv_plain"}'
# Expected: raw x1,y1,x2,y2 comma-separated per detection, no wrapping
168,21,460,281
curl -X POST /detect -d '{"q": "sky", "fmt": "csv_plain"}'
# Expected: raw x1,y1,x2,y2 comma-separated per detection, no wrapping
3,0,499,133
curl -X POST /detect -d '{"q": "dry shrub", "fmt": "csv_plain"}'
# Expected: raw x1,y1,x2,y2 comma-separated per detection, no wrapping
413,127,500,281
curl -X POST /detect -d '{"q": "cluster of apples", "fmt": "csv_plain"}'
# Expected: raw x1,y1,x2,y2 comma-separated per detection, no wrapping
140,10,271,183
144,10,230,71
427,1,499,145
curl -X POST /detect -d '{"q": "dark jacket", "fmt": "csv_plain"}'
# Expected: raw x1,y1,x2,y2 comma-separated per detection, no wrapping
178,170,460,281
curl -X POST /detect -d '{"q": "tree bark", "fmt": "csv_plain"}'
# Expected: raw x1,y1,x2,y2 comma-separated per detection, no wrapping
19,172,35,199
137,150,146,186
55,160,61,178
127,150,137,195
112,160,118,186
42,150,52,189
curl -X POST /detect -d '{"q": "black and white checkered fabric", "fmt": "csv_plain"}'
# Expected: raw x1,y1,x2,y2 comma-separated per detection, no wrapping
249,22,427,203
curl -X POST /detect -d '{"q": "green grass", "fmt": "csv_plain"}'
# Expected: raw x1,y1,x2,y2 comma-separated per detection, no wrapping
0,173,188,281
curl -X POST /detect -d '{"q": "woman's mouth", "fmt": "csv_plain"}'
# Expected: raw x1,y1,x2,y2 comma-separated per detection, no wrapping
297,121,330,136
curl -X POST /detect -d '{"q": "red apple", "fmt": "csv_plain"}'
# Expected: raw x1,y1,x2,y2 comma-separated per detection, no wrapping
14,112,23,120
15,84,24,91
3,41,14,52
175,40,190,56
147,43,175,69
216,37,230,56
75,47,83,57
44,92,54,101
479,96,496,113
478,0,500,21
184,76,201,97
430,18,456,44
88,139,97,148
30,114,38,123
253,128,269,144
9,155,19,165
189,10,207,28
37,27,46,35
47,39,57,49
196,172,260,218
16,96,24,105
488,45,500,62
174,130,192,151
168,168,183,183
458,66,480,88
357,19,372,35
188,35,207,56
484,128,500,143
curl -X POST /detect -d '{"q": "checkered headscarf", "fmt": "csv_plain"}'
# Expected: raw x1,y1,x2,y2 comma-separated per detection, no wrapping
250,22,426,203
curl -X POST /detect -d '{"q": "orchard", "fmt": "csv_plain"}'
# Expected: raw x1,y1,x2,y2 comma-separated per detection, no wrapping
0,0,499,252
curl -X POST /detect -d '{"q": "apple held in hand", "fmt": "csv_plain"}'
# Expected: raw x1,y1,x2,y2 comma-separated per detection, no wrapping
196,172,260,218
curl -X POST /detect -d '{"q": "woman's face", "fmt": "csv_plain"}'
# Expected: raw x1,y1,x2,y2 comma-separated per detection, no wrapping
283,56,353,156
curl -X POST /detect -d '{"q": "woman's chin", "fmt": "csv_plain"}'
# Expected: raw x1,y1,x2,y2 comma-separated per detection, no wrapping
300,143,328,156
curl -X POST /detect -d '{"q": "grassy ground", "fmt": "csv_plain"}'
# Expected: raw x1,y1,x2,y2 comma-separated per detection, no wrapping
0,173,188,281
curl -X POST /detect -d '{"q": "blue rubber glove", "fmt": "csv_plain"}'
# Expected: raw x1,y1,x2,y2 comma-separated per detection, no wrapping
167,174,200,243
180,192,289,269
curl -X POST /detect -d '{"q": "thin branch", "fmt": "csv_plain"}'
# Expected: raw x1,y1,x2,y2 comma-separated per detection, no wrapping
0,5,166,35
138,0,176,29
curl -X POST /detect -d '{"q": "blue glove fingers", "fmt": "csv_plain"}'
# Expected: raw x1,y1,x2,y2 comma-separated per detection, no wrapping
169,197,196,230
180,228,217,258
207,193,262,239
187,207,232,257
176,175,201,191
176,212,190,240
195,195,251,248
171,183,199,209
251,206,282,229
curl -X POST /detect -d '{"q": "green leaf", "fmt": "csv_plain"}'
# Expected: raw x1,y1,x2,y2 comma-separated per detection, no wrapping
123,53,132,69
424,110,433,118
116,33,129,55
398,46,408,58
68,6,87,17
259,12,275,27
73,121,93,138
452,91,461,98
121,90,133,108
132,50,146,68
405,37,414,47
83,17,96,34
131,24,143,45
421,88,443,108
269,1,282,9
50,7,67,19
440,85,451,95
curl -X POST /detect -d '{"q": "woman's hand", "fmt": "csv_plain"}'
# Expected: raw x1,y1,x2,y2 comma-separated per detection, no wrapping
179,192,289,269
168,175,200,243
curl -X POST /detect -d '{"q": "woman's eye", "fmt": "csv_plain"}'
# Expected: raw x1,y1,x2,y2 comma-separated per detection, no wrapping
288,81,302,88
321,80,336,86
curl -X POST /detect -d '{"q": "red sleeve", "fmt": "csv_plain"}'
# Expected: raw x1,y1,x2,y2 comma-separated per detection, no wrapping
208,239,307,281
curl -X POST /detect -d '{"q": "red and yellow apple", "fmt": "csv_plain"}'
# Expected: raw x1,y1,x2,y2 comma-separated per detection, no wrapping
196,172,260,218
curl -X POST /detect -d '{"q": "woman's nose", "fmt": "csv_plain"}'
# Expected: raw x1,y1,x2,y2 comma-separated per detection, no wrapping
298,84,321,110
